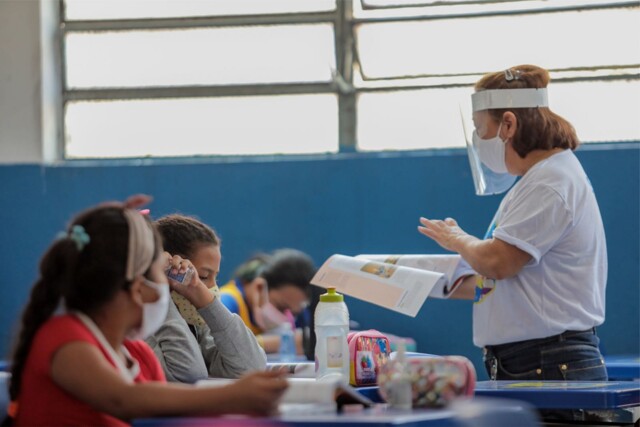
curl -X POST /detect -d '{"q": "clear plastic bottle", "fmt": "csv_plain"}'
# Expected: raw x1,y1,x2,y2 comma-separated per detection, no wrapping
314,287,350,382
386,341,412,410
278,322,296,362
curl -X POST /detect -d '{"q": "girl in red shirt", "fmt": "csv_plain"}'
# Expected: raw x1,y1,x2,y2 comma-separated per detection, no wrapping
5,196,287,426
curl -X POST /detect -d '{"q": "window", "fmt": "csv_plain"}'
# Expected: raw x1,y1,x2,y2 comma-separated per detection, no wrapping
62,0,339,158
61,0,639,159
353,0,640,150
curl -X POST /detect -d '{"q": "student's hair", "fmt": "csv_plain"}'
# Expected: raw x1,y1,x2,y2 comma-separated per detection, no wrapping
261,249,316,292
8,205,162,402
155,214,220,259
234,253,271,285
475,64,580,158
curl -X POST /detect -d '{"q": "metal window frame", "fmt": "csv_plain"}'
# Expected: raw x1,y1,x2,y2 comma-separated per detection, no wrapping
59,0,639,160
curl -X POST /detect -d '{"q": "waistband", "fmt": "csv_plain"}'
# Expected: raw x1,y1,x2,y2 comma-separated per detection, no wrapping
484,327,597,357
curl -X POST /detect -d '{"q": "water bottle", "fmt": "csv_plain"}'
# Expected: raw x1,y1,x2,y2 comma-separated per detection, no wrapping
314,287,349,382
386,341,412,410
278,322,296,362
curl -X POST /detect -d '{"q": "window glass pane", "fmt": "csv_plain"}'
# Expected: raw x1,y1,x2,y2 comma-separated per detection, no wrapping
65,95,338,158
355,0,631,18
65,0,335,20
358,87,472,151
357,80,640,151
552,80,640,143
356,8,638,80
65,25,335,88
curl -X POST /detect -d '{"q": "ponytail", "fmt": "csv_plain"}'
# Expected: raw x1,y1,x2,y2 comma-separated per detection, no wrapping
8,238,75,401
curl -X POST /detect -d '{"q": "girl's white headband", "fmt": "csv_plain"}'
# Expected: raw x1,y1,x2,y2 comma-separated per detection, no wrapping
471,88,548,112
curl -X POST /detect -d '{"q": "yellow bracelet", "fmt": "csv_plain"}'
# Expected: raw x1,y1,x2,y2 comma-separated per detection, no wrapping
256,334,265,348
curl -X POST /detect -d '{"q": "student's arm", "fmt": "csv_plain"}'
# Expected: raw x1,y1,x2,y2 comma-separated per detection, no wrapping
198,298,267,378
50,342,287,420
145,302,209,383
259,329,305,355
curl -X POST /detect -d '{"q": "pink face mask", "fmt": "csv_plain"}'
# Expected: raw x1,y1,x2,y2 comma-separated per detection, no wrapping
254,303,289,332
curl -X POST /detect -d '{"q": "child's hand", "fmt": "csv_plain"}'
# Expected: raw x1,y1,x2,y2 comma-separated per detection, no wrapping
226,371,288,416
165,254,213,309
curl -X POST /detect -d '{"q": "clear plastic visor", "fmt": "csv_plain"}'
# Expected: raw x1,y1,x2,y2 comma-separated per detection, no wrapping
460,106,517,196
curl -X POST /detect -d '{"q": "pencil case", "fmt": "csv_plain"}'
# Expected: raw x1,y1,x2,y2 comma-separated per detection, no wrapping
378,355,476,408
347,329,391,386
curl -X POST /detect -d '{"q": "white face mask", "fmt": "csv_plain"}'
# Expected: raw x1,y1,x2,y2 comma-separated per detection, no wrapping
472,123,509,174
128,279,170,340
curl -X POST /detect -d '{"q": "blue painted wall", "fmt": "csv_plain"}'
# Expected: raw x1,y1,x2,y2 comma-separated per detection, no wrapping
1,143,638,379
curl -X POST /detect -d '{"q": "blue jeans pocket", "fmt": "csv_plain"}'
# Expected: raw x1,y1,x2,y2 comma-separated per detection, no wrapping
541,344,608,381
557,356,607,381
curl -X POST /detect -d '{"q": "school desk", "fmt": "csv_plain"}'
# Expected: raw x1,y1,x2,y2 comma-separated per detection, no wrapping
358,380,640,424
132,397,539,427
475,380,640,425
605,355,640,380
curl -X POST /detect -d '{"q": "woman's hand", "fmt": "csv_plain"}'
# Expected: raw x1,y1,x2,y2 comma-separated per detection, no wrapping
165,253,214,309
418,217,470,253
225,370,289,416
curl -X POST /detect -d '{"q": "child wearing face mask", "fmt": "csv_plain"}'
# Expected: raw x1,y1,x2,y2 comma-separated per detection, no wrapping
5,197,287,427
146,215,266,383
220,249,316,355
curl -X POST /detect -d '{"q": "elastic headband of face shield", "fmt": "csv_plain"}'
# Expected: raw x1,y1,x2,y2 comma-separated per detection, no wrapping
471,88,548,112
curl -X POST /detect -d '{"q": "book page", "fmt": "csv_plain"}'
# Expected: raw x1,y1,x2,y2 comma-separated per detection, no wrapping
311,254,447,317
356,254,460,282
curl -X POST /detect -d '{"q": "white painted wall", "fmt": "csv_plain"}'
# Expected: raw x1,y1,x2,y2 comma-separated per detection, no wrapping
0,0,60,164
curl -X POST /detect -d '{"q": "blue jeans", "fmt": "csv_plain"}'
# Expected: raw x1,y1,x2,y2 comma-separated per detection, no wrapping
482,328,608,422
483,328,607,381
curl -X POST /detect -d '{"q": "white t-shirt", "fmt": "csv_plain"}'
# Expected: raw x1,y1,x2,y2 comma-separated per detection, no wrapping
473,149,607,347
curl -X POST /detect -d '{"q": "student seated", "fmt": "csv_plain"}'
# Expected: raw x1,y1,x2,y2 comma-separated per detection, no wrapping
220,249,316,354
5,197,286,427
146,214,266,383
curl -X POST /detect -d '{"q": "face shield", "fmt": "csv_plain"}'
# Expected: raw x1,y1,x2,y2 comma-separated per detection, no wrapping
462,88,549,196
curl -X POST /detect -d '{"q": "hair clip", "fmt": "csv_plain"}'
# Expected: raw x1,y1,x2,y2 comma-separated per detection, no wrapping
504,69,521,81
57,224,91,251
504,69,514,81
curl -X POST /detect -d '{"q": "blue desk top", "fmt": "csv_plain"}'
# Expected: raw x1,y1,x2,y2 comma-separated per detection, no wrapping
133,397,539,427
605,355,640,380
474,380,640,409
133,408,462,427
358,380,640,410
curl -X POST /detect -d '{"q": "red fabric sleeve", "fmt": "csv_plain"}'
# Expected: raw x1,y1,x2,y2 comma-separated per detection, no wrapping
125,340,167,383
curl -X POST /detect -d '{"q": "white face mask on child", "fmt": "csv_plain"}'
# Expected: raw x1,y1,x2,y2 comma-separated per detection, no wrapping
254,302,289,332
128,279,170,340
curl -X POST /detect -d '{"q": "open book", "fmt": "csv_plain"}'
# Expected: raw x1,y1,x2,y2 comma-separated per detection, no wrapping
310,254,475,317
196,377,373,413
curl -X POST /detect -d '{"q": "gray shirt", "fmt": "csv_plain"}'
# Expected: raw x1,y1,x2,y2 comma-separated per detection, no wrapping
146,297,267,383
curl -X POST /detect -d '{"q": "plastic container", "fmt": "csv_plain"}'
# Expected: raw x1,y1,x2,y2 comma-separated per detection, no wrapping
381,341,412,410
278,323,296,362
314,287,350,382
